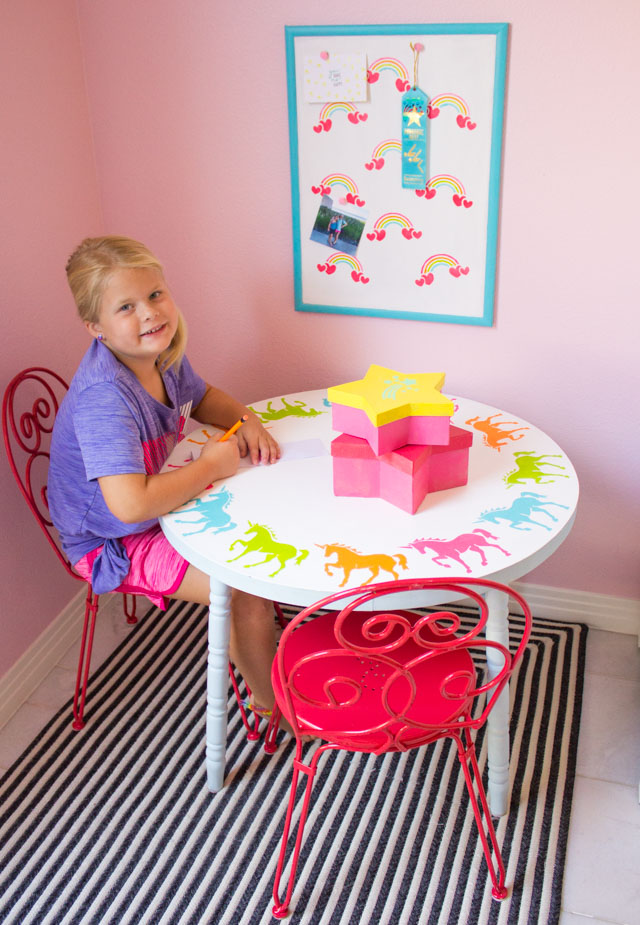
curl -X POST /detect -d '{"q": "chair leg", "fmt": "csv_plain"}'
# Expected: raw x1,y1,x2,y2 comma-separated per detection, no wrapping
272,744,326,919
274,602,288,630
456,730,508,900
72,586,100,731
228,664,261,740
122,593,137,625
263,704,282,754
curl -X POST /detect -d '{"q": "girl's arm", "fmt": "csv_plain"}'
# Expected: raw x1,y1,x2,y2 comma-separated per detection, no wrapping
98,433,240,523
193,383,280,465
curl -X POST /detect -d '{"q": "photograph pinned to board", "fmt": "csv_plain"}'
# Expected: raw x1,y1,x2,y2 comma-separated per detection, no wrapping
285,23,508,326
310,194,369,256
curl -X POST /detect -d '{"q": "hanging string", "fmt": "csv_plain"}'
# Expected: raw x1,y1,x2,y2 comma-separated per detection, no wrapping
410,42,424,90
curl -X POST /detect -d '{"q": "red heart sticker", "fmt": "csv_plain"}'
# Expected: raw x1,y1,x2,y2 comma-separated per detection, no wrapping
425,188,436,199
401,228,413,240
460,266,470,275
325,265,336,274
367,70,379,83
449,266,461,278
424,272,434,285
456,114,468,128
452,194,463,207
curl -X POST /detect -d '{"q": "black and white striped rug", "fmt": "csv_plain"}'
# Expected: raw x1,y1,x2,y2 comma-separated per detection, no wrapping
0,600,586,924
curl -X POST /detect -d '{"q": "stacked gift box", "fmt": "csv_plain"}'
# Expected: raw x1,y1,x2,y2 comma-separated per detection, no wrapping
327,365,473,514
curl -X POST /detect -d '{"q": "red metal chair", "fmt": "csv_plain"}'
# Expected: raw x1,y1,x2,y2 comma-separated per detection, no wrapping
2,368,138,730
264,577,532,918
2,367,276,740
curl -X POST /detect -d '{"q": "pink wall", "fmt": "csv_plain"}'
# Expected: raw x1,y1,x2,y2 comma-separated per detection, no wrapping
0,0,104,676
76,0,640,601
1,0,638,678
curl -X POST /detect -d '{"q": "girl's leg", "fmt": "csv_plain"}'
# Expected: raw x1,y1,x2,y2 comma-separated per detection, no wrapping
170,564,277,708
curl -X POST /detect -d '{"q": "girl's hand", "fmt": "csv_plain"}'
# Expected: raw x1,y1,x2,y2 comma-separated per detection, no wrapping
200,433,241,481
237,415,280,465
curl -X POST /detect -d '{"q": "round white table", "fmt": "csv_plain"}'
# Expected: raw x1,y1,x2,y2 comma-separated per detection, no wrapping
161,389,579,809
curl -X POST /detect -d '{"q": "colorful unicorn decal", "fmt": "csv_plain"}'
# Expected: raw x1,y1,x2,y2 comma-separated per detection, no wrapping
228,523,308,577
317,543,408,587
175,487,236,535
477,492,570,531
313,101,367,133
403,530,510,574
465,414,529,450
248,398,326,422
504,453,570,488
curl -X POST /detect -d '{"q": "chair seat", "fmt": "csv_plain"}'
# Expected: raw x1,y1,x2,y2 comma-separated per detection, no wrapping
272,607,476,753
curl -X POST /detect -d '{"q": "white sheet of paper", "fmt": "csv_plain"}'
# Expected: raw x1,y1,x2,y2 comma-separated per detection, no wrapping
182,436,328,467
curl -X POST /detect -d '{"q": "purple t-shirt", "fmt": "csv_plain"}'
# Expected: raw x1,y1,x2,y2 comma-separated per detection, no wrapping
48,340,206,592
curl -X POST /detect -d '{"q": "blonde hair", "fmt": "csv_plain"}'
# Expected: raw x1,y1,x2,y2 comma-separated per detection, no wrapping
65,235,187,371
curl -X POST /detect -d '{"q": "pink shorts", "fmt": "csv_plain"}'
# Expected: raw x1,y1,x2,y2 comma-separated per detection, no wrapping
74,525,190,610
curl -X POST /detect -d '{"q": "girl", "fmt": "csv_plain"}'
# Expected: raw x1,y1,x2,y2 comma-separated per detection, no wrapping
49,235,281,715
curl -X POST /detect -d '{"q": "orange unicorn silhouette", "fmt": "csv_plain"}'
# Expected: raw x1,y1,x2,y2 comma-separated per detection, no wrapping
465,414,528,450
317,543,408,587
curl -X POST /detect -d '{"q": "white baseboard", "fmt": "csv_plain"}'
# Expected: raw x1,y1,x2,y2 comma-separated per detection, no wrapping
1,582,639,730
0,587,87,728
512,581,640,639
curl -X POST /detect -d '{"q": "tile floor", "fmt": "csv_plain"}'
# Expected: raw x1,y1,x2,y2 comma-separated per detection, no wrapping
1,596,639,924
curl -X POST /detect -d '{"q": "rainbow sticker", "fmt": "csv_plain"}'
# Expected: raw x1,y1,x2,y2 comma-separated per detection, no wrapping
365,139,402,171
367,57,410,92
415,254,470,286
317,252,369,284
428,94,476,130
314,102,368,133
416,174,473,208
311,173,365,206
366,213,421,242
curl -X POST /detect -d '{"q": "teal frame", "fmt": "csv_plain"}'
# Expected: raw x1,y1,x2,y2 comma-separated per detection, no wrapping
285,23,509,326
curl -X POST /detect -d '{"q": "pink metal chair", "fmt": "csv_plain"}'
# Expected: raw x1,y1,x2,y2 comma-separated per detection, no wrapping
2,367,138,730
264,577,532,918
2,367,276,740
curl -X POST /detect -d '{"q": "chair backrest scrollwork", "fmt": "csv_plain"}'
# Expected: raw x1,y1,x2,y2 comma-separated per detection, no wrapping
2,367,78,579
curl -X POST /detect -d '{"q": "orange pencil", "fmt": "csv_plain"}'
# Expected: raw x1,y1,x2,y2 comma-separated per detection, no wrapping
219,414,248,442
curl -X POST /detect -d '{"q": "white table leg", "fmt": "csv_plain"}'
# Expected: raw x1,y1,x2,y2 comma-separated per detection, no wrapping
206,576,231,792
484,585,511,817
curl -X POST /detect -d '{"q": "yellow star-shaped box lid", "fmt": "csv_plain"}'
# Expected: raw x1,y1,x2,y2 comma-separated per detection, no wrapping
327,365,454,426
